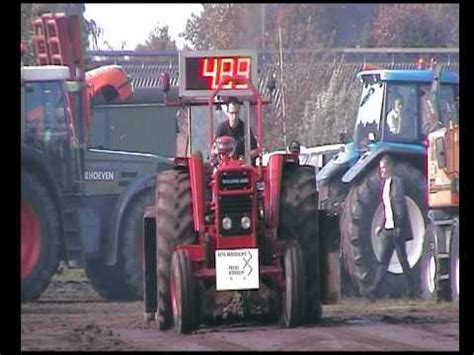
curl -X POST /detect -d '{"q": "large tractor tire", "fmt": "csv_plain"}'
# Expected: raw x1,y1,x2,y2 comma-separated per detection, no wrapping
279,165,322,323
21,171,60,303
282,241,305,327
170,249,198,334
341,162,426,298
450,221,459,302
156,170,196,330
85,186,154,301
420,226,449,300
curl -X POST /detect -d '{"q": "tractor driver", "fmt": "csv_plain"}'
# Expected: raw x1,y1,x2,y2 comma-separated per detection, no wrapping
213,96,259,161
386,96,404,134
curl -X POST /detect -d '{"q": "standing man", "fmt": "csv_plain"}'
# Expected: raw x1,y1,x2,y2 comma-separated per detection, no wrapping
214,96,259,160
367,155,415,301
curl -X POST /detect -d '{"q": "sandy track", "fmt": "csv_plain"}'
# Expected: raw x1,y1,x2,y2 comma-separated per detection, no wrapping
21,269,459,351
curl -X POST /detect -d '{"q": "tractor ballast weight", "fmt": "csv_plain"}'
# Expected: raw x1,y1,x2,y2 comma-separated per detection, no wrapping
143,51,323,333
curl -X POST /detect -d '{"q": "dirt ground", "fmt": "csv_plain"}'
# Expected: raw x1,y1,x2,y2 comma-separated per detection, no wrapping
20,268,459,351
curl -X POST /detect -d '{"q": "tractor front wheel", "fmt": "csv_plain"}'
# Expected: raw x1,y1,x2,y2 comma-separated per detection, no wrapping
170,249,197,334
420,226,449,300
450,222,459,301
279,164,321,323
156,170,195,330
282,241,305,327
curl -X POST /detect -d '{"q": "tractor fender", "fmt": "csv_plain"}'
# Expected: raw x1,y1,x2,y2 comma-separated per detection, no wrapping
316,142,358,183
103,172,158,266
21,146,67,259
341,143,426,184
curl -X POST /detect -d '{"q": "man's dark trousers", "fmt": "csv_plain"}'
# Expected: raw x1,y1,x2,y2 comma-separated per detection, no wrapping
371,228,414,297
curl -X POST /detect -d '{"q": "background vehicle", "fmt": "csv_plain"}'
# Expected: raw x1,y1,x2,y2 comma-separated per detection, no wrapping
419,65,459,302
143,50,327,333
262,144,343,172
316,63,459,298
21,13,177,302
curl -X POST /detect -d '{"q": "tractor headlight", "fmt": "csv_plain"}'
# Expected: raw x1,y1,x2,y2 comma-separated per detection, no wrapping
222,217,232,230
241,216,251,229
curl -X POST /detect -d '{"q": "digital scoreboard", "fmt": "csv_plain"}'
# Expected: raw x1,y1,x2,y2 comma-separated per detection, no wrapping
178,50,258,98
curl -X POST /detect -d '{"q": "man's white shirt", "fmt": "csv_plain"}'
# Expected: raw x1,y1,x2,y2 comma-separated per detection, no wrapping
383,177,395,229
386,110,401,134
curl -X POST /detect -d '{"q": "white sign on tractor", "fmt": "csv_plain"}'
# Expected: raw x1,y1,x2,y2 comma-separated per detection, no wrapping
215,248,259,291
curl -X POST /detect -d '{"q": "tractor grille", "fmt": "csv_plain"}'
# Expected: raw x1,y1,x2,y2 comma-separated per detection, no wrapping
218,194,253,236
219,171,251,191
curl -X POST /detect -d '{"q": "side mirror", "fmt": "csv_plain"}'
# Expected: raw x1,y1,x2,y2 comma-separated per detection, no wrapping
159,72,170,93
435,136,446,168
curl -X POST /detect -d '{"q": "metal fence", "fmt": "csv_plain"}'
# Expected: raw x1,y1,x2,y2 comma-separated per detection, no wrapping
88,47,459,88
88,48,459,148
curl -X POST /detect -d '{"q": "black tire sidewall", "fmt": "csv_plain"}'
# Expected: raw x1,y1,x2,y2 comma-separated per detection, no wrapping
450,221,459,301
171,249,197,334
157,170,195,330
21,171,60,302
84,186,154,301
282,241,305,327
341,162,426,298
420,227,437,300
118,186,155,298
279,165,321,323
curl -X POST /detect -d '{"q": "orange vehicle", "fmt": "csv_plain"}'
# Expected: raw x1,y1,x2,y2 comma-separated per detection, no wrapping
420,64,459,302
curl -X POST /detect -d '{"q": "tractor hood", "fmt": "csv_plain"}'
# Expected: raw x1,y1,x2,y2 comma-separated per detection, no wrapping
341,141,426,184
316,142,358,183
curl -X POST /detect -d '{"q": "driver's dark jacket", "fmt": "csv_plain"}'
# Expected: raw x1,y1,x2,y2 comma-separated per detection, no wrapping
379,175,414,242
215,119,257,157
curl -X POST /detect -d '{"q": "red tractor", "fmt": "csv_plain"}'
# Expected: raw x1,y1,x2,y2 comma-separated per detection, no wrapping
143,50,322,333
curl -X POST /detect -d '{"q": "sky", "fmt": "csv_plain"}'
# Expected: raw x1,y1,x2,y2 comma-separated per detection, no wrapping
84,3,203,50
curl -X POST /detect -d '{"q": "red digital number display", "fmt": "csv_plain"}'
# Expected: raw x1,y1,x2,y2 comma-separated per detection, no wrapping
184,56,252,92
201,57,251,90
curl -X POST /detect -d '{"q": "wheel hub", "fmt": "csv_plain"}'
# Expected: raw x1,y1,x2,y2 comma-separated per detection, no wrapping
371,197,425,274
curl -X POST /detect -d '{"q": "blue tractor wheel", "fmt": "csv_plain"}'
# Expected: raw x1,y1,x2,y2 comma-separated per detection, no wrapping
341,161,427,298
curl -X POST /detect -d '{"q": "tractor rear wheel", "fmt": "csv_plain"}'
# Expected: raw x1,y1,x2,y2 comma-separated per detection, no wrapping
170,249,198,334
279,164,321,323
282,241,305,327
85,186,154,301
450,221,459,301
341,162,426,298
156,170,195,330
21,171,60,302
420,226,449,300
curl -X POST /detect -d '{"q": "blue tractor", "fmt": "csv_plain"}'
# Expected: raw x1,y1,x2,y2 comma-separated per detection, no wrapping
317,66,459,298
